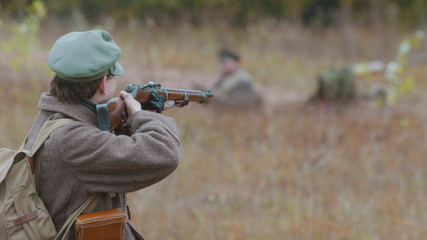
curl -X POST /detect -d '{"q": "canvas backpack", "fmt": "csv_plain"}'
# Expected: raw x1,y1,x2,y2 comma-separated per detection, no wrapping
0,119,100,240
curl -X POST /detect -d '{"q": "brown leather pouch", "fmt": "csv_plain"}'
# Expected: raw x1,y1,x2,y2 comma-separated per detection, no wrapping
74,208,127,240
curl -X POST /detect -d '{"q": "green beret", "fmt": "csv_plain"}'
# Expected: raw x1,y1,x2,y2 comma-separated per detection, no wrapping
48,30,124,82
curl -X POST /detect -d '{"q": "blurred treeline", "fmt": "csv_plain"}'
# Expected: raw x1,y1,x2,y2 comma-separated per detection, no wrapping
1,0,427,28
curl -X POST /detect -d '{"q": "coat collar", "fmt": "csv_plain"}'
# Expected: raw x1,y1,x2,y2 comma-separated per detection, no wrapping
38,92,98,126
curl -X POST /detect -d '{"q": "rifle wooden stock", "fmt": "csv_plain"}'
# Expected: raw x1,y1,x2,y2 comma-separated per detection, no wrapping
106,98,128,134
106,82,213,135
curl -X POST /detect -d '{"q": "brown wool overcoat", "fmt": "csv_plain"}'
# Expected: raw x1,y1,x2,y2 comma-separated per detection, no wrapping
24,93,180,240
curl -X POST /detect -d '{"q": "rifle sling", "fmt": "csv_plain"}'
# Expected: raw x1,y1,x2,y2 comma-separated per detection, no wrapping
96,103,111,131
81,100,97,114
82,100,111,132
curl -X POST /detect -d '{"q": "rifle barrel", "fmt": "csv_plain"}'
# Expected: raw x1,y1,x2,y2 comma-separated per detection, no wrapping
128,83,213,104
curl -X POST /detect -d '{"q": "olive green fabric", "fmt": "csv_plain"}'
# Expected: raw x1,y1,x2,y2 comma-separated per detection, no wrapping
48,30,124,82
0,119,73,240
313,66,355,101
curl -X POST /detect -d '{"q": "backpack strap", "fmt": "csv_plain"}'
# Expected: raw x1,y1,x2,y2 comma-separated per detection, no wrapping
18,137,27,151
30,119,75,155
25,119,73,190
33,119,74,191
55,194,101,240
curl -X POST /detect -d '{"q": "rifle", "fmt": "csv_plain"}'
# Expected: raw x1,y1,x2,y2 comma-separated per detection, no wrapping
96,81,213,135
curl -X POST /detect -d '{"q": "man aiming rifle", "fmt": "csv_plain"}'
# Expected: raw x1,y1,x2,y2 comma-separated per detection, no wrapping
20,30,204,240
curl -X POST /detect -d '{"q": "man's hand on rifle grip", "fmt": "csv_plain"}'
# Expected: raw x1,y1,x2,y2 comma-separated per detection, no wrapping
120,90,142,117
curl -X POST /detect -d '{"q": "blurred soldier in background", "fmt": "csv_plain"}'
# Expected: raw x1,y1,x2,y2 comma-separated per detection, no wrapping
212,49,262,110
311,66,356,103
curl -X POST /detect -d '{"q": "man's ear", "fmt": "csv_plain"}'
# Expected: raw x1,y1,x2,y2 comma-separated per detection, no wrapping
98,76,108,95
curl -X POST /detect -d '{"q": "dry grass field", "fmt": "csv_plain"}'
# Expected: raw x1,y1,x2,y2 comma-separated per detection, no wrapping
1,20,427,239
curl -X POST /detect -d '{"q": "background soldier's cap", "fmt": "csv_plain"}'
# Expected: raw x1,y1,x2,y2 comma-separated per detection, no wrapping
219,48,240,61
48,30,124,82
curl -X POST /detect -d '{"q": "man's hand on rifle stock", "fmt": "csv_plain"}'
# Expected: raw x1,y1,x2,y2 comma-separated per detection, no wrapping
120,90,164,115
120,91,141,117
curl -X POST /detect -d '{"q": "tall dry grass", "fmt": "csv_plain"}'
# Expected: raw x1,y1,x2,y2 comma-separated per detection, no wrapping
128,102,427,239
1,19,427,239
